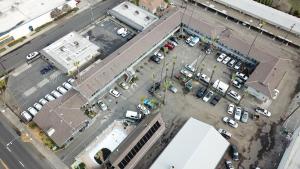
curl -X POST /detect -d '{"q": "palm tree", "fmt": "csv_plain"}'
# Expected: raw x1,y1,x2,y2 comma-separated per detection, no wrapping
162,78,171,105
171,56,177,79
208,65,217,89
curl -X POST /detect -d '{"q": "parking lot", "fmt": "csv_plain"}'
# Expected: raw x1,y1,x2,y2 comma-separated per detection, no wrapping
80,30,296,169
81,18,135,58
6,59,68,111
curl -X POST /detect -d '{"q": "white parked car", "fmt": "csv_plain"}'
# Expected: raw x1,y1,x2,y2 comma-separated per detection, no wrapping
26,51,39,60
33,103,43,111
232,79,242,89
272,89,280,100
234,107,242,121
227,103,235,115
68,78,75,84
227,90,241,101
203,90,214,102
51,90,62,98
180,69,193,78
125,110,141,120
45,94,55,101
218,128,232,139
197,73,210,84
21,111,32,122
57,86,68,94
255,107,271,117
39,98,48,105
117,27,128,37
185,64,196,73
119,82,129,90
137,104,150,115
97,100,108,111
63,82,73,90
27,107,38,116
185,36,193,44
223,116,238,128
217,53,226,62
109,89,121,98
222,56,231,64
235,72,248,81
154,50,164,60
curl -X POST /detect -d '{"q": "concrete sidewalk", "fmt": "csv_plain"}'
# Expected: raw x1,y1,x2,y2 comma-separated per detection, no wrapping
0,104,69,169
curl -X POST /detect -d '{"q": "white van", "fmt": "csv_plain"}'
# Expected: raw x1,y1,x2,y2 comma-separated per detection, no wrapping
213,80,229,94
125,110,142,120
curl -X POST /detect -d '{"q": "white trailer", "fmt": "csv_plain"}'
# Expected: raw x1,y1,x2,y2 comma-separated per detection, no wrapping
213,80,229,94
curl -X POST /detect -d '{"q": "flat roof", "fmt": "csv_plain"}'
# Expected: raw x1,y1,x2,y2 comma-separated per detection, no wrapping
0,0,66,34
109,1,158,30
150,118,229,169
41,32,100,72
214,0,300,35
33,90,88,147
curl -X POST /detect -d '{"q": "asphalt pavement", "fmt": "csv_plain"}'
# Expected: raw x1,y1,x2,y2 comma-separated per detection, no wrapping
0,113,53,169
0,0,122,75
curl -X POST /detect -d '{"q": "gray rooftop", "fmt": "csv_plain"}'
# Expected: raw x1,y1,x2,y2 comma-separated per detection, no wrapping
214,0,300,35
108,1,158,31
150,118,229,169
33,90,88,147
41,32,100,73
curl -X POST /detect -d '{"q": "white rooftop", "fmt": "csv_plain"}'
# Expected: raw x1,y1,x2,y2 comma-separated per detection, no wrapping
109,1,158,30
215,0,300,35
41,32,100,72
278,127,300,169
0,0,66,33
150,118,229,169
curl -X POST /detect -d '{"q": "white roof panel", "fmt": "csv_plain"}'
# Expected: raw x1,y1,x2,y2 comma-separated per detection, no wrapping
150,118,229,169
215,0,300,35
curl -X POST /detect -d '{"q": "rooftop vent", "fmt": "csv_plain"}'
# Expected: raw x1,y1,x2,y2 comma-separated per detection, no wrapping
73,41,79,47
135,10,139,15
145,16,150,20
124,4,128,8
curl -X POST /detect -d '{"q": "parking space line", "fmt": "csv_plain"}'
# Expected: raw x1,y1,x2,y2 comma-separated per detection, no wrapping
49,71,60,79
37,79,49,88
23,87,37,97
11,64,31,77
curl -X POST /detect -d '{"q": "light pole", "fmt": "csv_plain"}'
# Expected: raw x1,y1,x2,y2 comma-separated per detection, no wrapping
282,23,296,46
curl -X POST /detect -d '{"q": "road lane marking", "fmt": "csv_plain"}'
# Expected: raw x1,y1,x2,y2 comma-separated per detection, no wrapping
18,160,25,167
6,146,11,152
0,159,9,169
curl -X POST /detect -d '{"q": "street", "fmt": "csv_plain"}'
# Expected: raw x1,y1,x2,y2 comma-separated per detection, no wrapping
0,0,122,75
0,113,52,169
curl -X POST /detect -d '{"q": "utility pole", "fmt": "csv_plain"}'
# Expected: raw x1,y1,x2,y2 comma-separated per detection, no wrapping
171,56,177,79
179,0,188,36
246,21,264,57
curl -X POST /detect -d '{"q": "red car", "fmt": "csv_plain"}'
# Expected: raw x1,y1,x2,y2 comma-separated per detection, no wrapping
164,43,174,50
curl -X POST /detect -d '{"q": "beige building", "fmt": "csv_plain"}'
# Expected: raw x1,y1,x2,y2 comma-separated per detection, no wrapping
139,0,167,13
